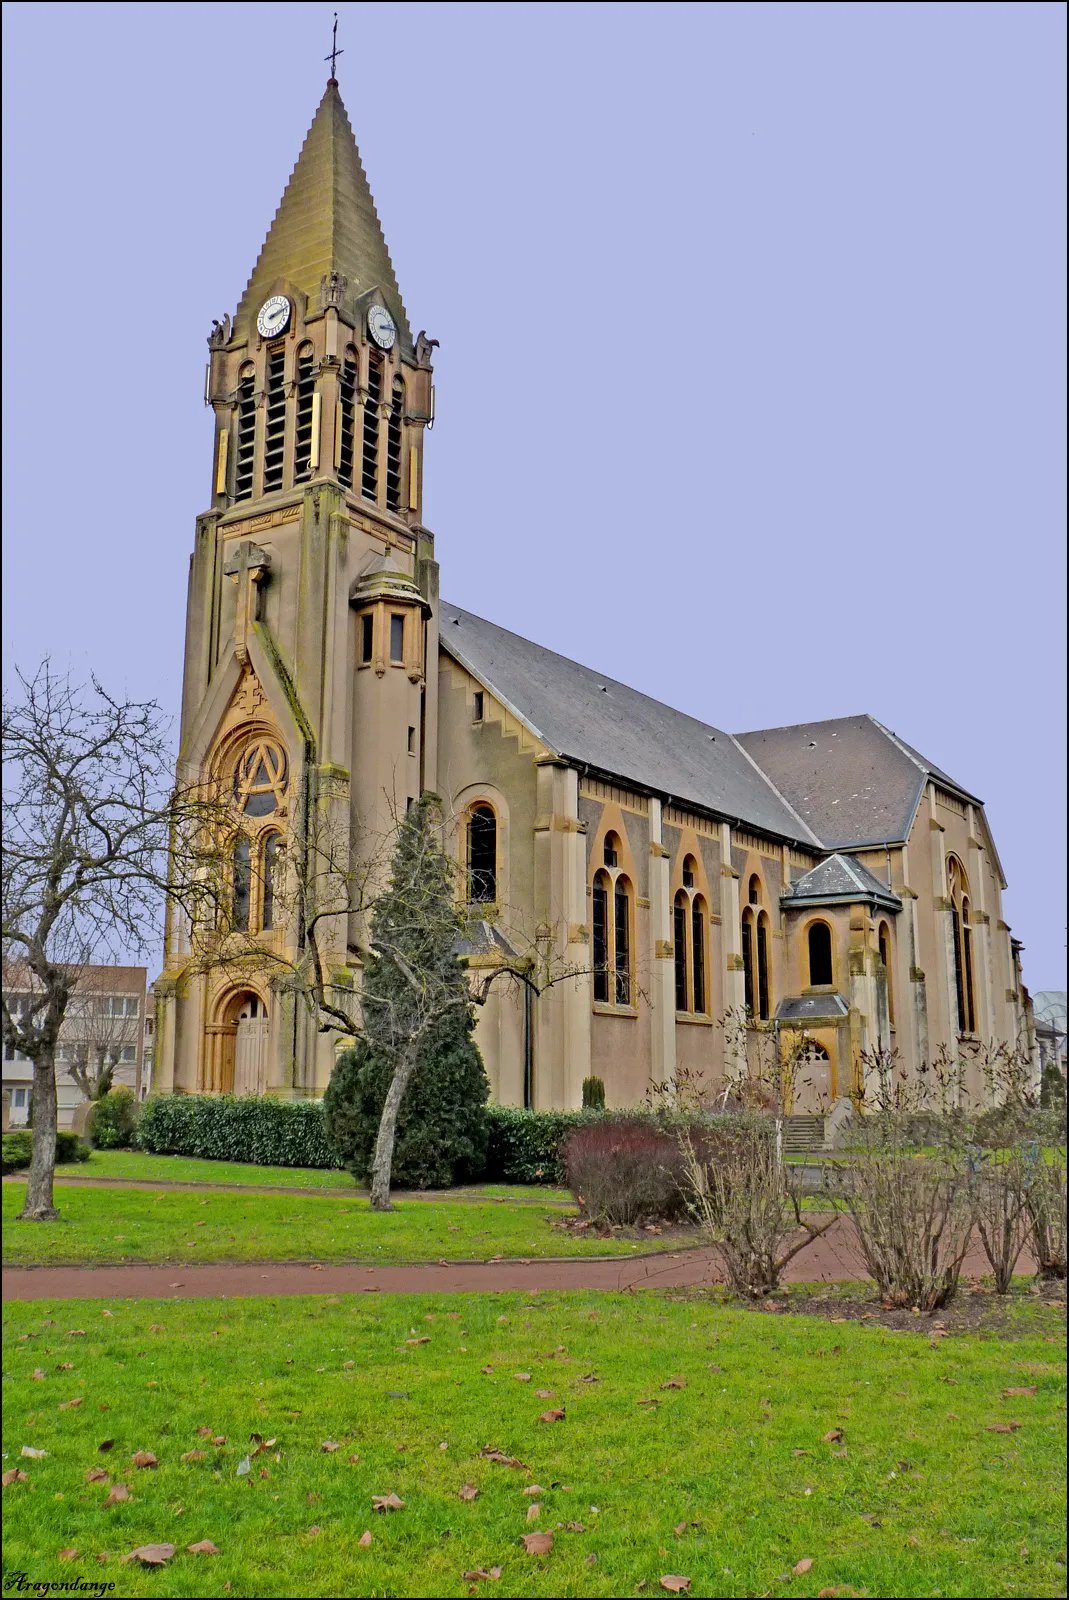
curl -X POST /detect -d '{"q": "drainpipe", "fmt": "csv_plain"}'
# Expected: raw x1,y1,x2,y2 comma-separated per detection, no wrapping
523,981,533,1110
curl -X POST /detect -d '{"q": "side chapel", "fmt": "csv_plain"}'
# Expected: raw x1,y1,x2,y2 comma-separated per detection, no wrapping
155,79,1031,1113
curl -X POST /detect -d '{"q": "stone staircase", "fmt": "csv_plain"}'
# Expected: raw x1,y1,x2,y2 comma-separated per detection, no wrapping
781,1114,826,1154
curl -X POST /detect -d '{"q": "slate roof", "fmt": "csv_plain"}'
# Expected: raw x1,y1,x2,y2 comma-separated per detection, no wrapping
234,82,410,349
735,715,980,849
439,604,821,846
782,853,902,912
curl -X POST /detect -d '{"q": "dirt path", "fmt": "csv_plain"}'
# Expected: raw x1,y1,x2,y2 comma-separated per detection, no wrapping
2,1175,571,1206
6,1220,1017,1302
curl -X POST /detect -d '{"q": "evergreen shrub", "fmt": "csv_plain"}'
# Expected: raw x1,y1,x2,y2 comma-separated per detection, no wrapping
2,1130,90,1173
87,1086,139,1149
581,1076,606,1110
483,1106,597,1185
137,1094,339,1169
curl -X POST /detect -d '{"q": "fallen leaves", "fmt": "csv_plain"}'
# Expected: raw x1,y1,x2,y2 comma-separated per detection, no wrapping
59,1398,83,1411
187,1540,220,1555
57,1549,79,1561
20,1446,48,1459
458,1483,479,1501
986,1421,1023,1433
372,1492,405,1512
513,1373,532,1382
85,1468,110,1484
1003,1386,1037,1397
358,1531,373,1548
791,1448,813,1458
321,1440,340,1453
2,1469,30,1486
131,1451,159,1469
480,1447,528,1469
122,1544,175,1566
97,1439,115,1453
535,1389,555,1399
181,1450,206,1463
822,1430,844,1443
526,1502,542,1523
793,1558,814,1575
659,1578,691,1593
522,1532,553,1555
31,1368,46,1381
103,1484,131,1508
660,1376,687,1390
463,1567,502,1582
538,1408,566,1423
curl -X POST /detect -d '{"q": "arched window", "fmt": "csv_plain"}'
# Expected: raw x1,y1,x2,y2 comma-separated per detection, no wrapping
293,344,316,481
467,804,497,904
234,363,256,501
947,857,976,1034
362,352,382,500
262,834,281,931
808,921,833,987
756,911,771,1021
614,875,632,1005
741,908,756,1014
232,839,252,932
748,874,761,905
337,348,357,488
674,891,689,1012
386,377,404,511
603,831,620,868
878,921,894,1025
692,895,708,1015
234,740,288,817
682,854,697,889
592,869,610,1004
262,344,286,493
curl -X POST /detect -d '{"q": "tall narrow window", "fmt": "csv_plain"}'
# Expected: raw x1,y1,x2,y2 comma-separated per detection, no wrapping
947,857,976,1035
386,377,403,511
262,835,280,931
592,871,609,1004
961,901,976,1033
232,840,252,932
293,347,315,481
748,874,761,905
614,877,632,1005
756,913,770,1020
468,805,497,903
808,921,833,987
337,351,357,488
234,367,256,501
262,345,286,492
390,613,405,663
692,898,707,1014
361,613,374,663
742,911,755,1013
674,893,689,1012
603,832,620,868
878,922,895,1025
362,353,382,500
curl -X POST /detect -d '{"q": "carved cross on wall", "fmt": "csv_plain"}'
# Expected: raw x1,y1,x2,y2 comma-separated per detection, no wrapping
223,540,271,665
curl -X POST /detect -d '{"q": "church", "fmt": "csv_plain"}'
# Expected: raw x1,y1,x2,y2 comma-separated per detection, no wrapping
154,79,1030,1116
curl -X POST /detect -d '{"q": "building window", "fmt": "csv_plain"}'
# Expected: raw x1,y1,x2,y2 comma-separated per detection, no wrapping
682,854,696,889
692,897,708,1014
472,690,484,723
232,839,252,932
234,740,288,817
742,909,755,1014
361,613,374,663
262,834,281,931
674,892,688,1012
592,870,609,1003
120,1045,136,1064
808,921,833,987
878,921,895,1025
262,344,286,493
408,726,416,755
467,804,497,904
233,365,256,501
748,874,761,905
756,913,770,1021
362,352,382,499
293,345,315,481
614,876,632,1005
386,377,403,511
603,831,620,868
337,349,357,488
947,857,976,1034
390,613,405,664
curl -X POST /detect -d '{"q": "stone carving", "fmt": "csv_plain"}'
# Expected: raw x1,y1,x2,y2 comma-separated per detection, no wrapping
236,667,266,716
207,314,232,348
415,330,439,368
320,270,348,310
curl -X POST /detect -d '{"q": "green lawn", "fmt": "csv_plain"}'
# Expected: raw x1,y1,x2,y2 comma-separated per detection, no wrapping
2,1185,653,1267
2,1290,1064,1598
46,1148,572,1203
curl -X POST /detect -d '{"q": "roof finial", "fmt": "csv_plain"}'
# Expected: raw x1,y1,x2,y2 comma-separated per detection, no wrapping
325,11,343,82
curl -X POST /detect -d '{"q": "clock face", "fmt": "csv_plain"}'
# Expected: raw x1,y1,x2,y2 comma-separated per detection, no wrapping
368,304,397,350
256,295,291,339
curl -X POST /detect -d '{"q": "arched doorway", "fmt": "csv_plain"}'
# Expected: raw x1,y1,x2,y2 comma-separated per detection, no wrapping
203,989,269,1096
791,1039,832,1112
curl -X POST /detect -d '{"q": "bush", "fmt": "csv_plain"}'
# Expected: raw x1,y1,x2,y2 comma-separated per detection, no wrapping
563,1116,688,1225
971,1104,1066,1149
1027,1158,1067,1280
581,1076,606,1111
2,1129,90,1173
137,1094,339,1169
1040,1062,1066,1111
324,1013,490,1190
87,1087,139,1149
483,1106,597,1185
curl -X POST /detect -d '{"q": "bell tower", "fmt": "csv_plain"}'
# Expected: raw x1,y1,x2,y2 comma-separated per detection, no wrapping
156,75,439,1101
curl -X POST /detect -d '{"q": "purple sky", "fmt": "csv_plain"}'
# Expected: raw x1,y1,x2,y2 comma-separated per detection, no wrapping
2,1,1065,989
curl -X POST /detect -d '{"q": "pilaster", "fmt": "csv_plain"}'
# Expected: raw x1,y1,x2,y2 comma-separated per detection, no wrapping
532,759,591,1109
647,799,676,1092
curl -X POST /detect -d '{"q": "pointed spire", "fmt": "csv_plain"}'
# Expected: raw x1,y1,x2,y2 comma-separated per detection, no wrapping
235,82,410,347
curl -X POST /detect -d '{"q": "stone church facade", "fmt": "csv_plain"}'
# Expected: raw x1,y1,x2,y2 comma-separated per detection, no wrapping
155,81,1030,1113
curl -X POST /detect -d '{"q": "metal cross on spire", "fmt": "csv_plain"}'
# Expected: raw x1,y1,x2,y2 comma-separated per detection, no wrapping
325,11,344,81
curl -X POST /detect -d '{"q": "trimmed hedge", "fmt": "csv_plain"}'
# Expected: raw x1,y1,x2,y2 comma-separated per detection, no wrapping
483,1107,602,1186
137,1094,340,1170
2,1130,91,1174
87,1086,139,1149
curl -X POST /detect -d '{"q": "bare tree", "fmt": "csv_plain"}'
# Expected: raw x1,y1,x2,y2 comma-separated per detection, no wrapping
62,978,141,1102
2,664,221,1220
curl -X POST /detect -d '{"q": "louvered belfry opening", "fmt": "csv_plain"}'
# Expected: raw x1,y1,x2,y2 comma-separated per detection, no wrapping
337,352,357,487
362,353,382,499
233,371,256,501
293,348,315,481
262,346,287,492
386,377,403,510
